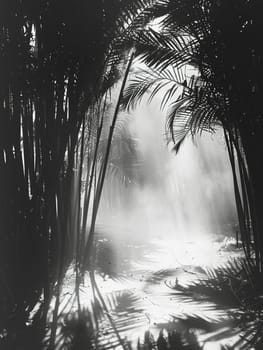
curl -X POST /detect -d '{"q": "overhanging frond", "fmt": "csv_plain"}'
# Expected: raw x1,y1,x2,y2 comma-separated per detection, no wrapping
122,65,186,111
135,28,198,71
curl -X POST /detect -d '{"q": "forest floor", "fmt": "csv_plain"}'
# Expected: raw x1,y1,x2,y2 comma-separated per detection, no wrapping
58,224,244,349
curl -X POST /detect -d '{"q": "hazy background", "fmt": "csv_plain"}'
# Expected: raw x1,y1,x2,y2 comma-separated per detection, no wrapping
98,101,237,246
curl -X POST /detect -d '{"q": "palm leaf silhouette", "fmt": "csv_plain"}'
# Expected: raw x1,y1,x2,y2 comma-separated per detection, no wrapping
137,329,202,350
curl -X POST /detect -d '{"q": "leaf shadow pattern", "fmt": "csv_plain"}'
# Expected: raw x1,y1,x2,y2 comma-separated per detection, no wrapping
166,258,263,349
56,289,147,350
53,260,248,350
33,256,263,350
56,287,206,350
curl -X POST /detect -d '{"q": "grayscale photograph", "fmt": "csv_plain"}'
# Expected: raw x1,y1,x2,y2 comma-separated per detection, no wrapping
0,1,262,349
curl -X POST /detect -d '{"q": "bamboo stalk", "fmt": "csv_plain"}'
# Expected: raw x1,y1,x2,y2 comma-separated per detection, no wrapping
80,97,107,256
224,128,254,269
83,50,135,270
75,118,86,313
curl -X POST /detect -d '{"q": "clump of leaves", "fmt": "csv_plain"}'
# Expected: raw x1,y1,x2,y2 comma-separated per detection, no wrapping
137,329,201,350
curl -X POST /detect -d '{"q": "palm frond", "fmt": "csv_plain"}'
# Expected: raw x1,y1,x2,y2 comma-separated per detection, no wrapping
135,29,198,71
122,65,185,111
103,0,167,88
166,77,225,150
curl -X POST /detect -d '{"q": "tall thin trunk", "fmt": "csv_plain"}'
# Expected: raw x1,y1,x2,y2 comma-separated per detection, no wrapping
82,50,135,271
239,124,263,274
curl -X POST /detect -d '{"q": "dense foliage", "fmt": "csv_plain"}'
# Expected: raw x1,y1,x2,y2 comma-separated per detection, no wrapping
1,0,263,349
